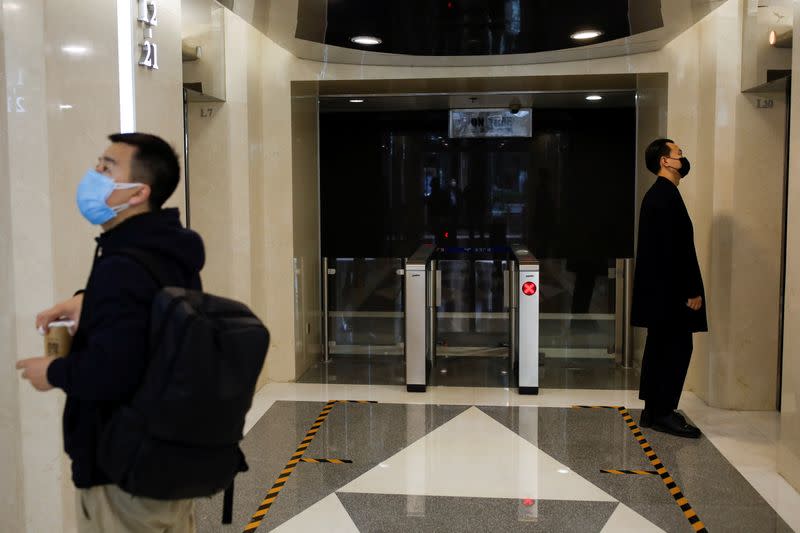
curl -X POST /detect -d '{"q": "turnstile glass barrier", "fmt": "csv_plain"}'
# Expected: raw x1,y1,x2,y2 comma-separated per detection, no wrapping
433,251,513,360
322,251,631,391
323,257,404,357
405,244,540,394
538,258,617,360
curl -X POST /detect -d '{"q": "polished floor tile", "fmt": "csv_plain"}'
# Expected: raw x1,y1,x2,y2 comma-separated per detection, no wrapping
601,503,664,532
339,407,614,502
337,494,619,533
271,494,358,533
297,354,641,390
196,395,795,532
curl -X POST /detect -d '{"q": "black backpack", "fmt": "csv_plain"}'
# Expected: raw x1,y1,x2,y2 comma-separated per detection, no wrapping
96,248,269,514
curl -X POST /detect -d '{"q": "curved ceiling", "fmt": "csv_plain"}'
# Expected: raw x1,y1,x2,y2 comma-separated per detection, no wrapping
297,0,659,56
226,0,726,67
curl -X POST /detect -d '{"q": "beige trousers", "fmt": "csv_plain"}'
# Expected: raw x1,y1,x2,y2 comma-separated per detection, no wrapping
77,485,196,533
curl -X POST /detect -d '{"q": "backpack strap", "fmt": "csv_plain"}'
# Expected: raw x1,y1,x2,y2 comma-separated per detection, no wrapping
115,248,175,288
222,481,234,524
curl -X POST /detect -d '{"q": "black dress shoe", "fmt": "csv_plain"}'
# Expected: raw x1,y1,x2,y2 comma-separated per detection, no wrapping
671,411,702,433
639,409,653,428
651,413,701,439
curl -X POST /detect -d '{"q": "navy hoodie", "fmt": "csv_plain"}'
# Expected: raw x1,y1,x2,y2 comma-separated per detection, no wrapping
47,208,204,488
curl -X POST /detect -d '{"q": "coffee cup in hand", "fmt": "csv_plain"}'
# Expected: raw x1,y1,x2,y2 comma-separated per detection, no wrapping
43,321,75,357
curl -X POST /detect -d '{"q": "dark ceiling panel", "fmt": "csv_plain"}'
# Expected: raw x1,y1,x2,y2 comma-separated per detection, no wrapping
295,0,664,56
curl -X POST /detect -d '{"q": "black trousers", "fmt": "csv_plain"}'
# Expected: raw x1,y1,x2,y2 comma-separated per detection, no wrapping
639,327,693,414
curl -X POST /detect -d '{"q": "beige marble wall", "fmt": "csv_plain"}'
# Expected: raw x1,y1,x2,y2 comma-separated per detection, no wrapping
187,9,299,385
129,0,186,215
778,0,800,495
1,0,123,530
687,2,784,409
0,4,24,530
0,0,200,529
254,27,301,383
186,10,254,317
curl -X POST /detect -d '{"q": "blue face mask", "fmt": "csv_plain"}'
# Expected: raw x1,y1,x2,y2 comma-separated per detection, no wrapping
76,169,142,225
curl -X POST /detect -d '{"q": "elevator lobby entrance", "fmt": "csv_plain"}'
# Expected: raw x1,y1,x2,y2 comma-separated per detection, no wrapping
299,77,647,390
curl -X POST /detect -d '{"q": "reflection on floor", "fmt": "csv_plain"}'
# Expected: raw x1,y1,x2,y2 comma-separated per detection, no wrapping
297,354,641,390
196,392,794,532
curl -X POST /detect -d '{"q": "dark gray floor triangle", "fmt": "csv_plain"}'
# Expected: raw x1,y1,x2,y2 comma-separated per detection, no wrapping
337,493,618,532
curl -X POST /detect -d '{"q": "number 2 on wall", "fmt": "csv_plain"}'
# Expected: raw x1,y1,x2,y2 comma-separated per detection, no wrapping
137,0,158,26
139,41,159,69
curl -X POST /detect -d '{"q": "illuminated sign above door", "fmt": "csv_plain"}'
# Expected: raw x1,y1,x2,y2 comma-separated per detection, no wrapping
449,108,532,138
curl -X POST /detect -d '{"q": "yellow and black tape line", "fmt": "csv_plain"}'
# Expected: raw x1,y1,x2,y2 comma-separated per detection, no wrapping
300,458,353,464
573,405,708,533
243,400,376,532
601,469,659,476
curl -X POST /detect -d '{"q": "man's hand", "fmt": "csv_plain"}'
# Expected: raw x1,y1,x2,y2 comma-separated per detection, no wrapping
16,357,56,391
687,296,703,311
36,293,83,334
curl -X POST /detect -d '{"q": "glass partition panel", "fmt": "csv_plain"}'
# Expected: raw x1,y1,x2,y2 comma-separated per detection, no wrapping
327,258,405,355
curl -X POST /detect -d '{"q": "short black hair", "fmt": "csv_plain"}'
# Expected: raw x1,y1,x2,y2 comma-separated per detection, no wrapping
644,138,674,175
108,133,180,209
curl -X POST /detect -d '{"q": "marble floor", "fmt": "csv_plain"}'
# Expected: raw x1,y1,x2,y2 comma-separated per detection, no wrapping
195,384,800,532
298,355,641,390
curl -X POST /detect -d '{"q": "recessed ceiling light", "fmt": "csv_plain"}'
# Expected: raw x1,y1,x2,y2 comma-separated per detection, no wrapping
62,45,90,55
571,30,603,41
586,95,603,101
351,35,382,46
59,104,73,110
349,99,364,103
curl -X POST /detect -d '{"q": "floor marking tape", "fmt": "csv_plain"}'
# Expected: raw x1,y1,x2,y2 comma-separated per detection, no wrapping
600,469,660,475
300,458,353,464
573,405,708,532
242,400,374,532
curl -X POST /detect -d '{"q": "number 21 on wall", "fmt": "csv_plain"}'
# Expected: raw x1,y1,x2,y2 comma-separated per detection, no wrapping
139,41,159,70
138,0,159,70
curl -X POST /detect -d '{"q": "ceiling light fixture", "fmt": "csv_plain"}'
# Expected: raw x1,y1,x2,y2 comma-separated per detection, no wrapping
350,35,382,46
59,104,73,110
349,99,364,103
586,95,603,101
62,45,90,55
571,30,603,41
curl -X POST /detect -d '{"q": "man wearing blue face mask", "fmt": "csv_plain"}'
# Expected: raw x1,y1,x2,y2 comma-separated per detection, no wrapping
17,133,204,532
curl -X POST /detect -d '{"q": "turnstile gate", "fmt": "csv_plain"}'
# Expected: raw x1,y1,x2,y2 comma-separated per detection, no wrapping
404,244,540,394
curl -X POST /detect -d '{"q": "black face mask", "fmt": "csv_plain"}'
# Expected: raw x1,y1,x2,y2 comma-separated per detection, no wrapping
667,156,691,178
677,157,691,177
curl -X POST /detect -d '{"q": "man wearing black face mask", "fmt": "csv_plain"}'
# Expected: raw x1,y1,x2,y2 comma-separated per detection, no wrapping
631,138,707,438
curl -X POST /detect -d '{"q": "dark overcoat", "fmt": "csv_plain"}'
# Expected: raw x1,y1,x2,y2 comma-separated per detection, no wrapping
631,177,708,333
